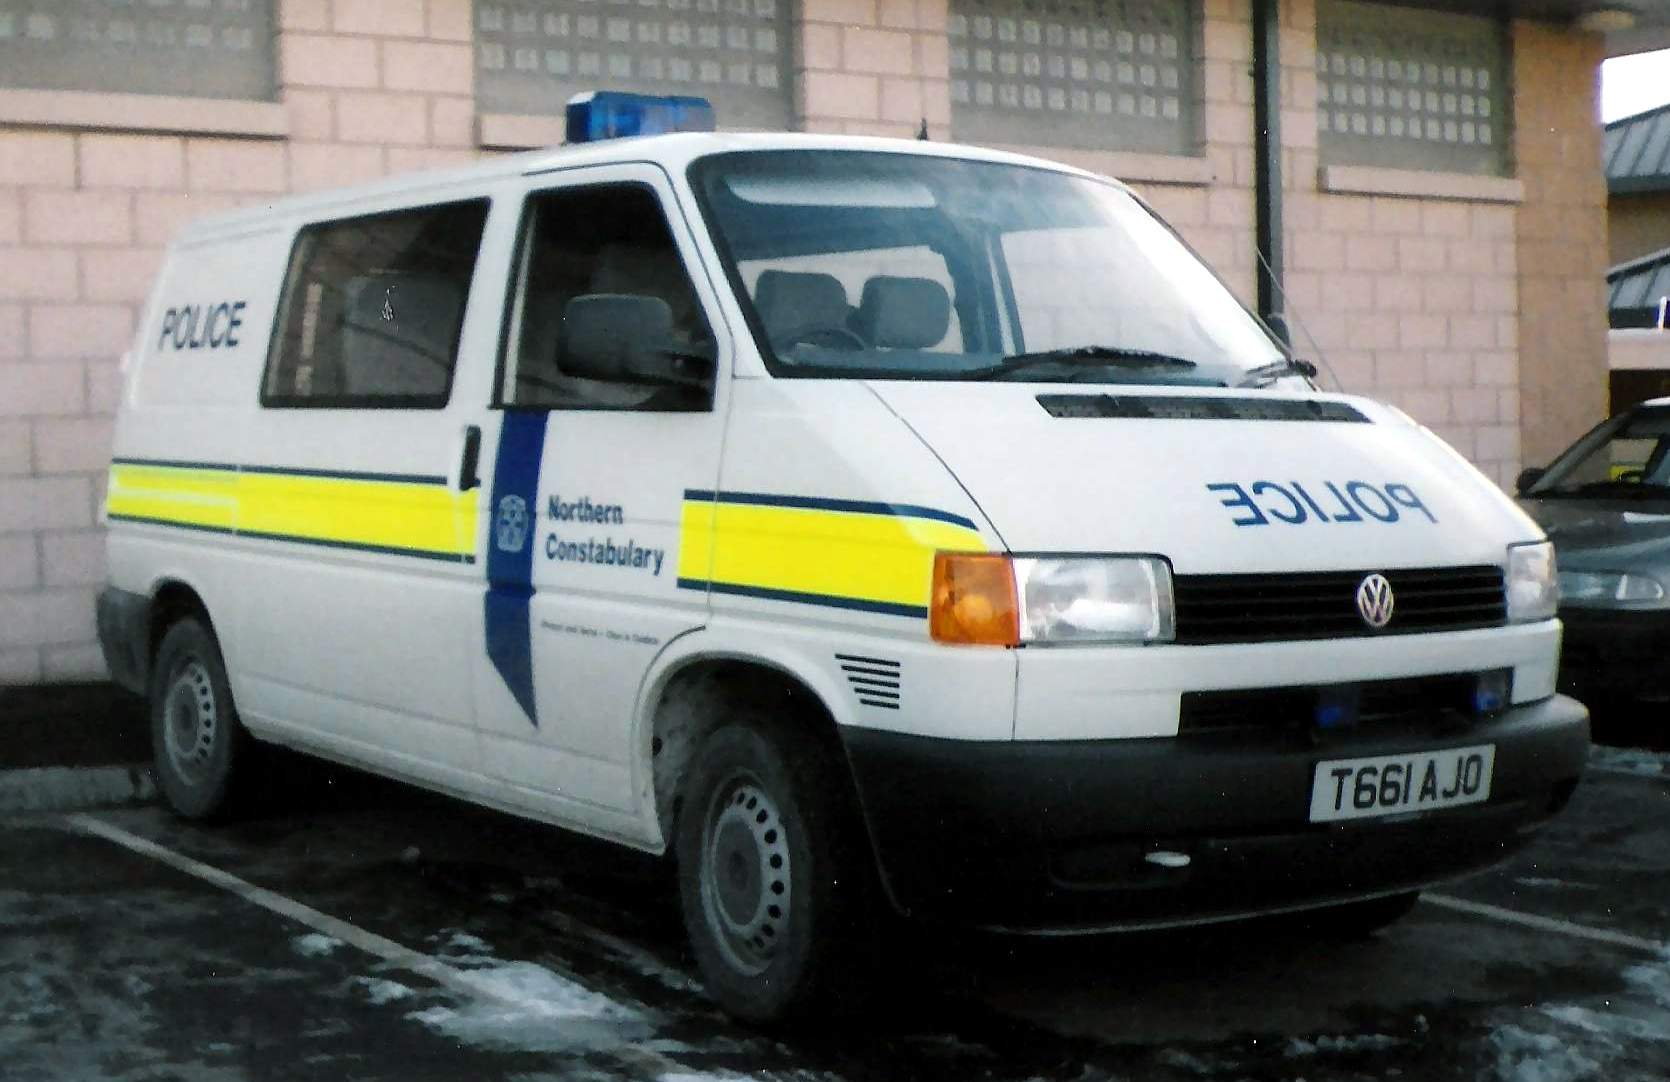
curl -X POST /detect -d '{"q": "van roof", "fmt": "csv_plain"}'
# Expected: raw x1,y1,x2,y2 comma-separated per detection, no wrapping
177,131,1121,240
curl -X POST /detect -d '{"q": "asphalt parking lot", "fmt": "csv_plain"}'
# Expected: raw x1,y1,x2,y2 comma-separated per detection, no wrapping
2,741,1667,1082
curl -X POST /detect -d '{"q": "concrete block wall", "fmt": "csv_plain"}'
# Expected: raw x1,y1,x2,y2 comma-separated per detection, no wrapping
0,0,1612,682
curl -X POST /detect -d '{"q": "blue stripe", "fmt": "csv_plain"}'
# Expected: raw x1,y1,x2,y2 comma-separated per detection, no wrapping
483,412,548,727
676,577,928,619
111,457,449,487
682,489,979,532
107,513,474,563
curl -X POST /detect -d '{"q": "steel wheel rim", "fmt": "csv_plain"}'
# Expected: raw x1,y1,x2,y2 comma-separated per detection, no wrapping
163,659,218,787
699,772,791,976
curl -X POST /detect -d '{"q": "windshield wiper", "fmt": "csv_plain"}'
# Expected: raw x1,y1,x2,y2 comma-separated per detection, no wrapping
970,345,1200,381
1237,357,1319,387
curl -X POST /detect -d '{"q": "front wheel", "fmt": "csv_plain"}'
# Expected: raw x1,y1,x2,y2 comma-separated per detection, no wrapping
675,716,875,1023
150,618,250,820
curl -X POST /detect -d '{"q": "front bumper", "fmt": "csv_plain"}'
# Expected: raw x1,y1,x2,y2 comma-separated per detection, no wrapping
841,694,1589,931
1558,607,1670,703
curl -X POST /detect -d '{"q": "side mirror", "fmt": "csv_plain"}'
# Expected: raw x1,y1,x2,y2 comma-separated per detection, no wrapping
1515,466,1545,495
558,294,712,388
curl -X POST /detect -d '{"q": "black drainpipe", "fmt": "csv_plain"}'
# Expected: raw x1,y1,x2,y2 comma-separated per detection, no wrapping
1251,0,1285,342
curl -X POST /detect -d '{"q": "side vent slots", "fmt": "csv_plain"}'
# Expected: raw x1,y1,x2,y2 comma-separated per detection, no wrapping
837,653,901,711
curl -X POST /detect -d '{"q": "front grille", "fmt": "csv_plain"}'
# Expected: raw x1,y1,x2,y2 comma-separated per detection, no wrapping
1172,565,1505,645
1179,672,1483,735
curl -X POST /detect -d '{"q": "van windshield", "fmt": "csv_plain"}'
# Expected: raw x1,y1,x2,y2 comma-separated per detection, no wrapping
689,150,1285,386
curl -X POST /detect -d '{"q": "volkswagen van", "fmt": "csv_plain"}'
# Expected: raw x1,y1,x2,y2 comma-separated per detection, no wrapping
97,97,1589,1021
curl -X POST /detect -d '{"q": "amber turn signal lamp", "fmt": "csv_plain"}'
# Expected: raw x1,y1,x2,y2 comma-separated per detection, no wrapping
930,552,1019,646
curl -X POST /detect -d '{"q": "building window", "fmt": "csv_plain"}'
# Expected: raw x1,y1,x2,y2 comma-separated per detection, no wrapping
1316,0,1510,176
476,0,790,129
264,201,491,409
948,0,1199,155
0,0,275,101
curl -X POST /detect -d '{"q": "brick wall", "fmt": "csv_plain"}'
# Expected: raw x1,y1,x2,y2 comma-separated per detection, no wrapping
1274,0,1549,489
0,0,1612,683
0,0,478,683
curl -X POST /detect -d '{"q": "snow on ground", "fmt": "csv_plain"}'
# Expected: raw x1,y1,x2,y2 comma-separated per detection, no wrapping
1283,1033,1404,1057
1511,877,1599,891
291,933,342,958
1589,746,1670,777
406,927,646,1055
351,977,415,1006
1490,949,1670,1082
1489,1025,1605,1082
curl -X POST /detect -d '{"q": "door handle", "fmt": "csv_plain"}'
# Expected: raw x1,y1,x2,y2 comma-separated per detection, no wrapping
458,425,482,491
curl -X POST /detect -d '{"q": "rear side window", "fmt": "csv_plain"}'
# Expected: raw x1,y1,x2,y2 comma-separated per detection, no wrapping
263,200,489,408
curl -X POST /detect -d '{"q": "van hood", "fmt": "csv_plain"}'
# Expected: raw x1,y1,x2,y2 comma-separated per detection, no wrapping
868,383,1539,575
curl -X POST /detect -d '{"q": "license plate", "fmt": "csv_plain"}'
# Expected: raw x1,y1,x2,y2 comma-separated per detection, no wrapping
1309,744,1495,823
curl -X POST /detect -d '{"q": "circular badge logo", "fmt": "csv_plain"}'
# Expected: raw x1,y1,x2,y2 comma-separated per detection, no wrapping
1355,573,1395,629
494,494,529,554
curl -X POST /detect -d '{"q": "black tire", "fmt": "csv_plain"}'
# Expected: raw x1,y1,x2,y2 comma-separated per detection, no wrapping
150,617,249,820
675,715,876,1023
1303,891,1420,939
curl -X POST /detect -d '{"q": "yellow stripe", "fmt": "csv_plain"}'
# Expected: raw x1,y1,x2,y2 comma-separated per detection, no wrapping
683,498,985,611
107,464,477,559
235,473,473,556
107,465,239,533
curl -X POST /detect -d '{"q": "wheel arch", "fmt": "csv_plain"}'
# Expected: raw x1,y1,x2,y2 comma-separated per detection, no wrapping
147,577,216,674
637,634,860,851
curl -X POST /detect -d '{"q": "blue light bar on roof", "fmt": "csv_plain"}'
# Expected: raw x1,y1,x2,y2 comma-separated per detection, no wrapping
565,91,717,144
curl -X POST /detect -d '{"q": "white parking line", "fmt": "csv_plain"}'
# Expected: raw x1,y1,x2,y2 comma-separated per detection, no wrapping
1423,892,1667,955
65,813,695,1079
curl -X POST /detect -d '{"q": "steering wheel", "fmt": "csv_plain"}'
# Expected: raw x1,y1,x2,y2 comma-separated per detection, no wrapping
782,324,867,351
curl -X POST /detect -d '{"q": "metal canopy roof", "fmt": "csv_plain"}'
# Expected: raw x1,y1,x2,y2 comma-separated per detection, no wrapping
1608,244,1670,326
1405,0,1670,55
1606,103,1670,195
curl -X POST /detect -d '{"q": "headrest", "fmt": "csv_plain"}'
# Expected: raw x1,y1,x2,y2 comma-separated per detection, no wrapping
753,270,849,340
851,276,951,350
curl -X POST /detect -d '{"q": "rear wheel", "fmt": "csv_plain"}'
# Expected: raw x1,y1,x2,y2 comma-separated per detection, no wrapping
150,618,249,820
675,715,875,1023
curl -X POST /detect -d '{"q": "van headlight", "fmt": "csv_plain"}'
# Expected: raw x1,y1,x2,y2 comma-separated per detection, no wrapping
1014,556,1175,644
1556,569,1668,609
1506,542,1559,623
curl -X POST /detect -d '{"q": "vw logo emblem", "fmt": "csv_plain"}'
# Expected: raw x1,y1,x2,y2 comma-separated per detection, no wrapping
1355,573,1395,629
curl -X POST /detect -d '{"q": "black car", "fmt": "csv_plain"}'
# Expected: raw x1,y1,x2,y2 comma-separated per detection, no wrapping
1518,398,1670,710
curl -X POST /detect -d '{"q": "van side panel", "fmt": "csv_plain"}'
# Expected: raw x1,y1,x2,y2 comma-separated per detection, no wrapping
106,228,294,685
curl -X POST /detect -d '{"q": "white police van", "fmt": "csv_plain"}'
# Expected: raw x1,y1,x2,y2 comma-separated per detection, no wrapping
98,92,1588,1021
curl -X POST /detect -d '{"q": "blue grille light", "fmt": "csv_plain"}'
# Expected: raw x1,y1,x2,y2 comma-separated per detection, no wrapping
565,91,717,144
1473,669,1510,714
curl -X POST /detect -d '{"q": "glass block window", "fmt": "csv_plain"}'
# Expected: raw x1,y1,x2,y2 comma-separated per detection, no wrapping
0,0,275,101
1316,0,1510,176
477,0,790,129
948,0,1199,155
